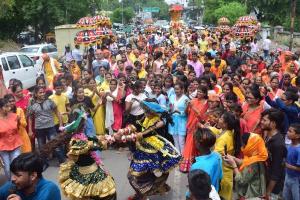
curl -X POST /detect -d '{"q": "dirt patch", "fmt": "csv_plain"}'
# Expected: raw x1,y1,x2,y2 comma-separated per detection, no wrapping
0,40,21,52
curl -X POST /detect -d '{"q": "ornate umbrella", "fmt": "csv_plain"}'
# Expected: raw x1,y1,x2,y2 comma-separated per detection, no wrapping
169,4,183,21
236,15,258,26
93,15,112,28
76,17,95,28
218,17,230,26
217,25,231,34
74,30,97,45
231,26,256,39
95,27,113,36
145,25,157,34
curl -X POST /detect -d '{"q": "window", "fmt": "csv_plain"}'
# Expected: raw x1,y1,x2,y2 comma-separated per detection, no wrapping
20,47,39,53
47,45,57,53
41,47,48,53
19,55,34,68
7,56,21,70
1,58,9,71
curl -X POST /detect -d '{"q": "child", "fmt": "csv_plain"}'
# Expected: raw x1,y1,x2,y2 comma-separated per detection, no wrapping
187,169,220,200
36,76,53,98
154,82,167,108
283,123,300,200
70,85,98,137
49,81,69,131
190,128,223,191
57,76,72,99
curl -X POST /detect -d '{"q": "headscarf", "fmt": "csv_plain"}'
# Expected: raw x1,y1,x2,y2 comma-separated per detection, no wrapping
240,133,268,171
141,100,167,113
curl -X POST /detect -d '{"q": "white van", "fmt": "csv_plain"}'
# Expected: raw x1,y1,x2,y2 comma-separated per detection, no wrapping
0,52,39,89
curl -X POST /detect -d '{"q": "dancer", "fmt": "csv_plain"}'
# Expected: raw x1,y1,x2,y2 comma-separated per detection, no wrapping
57,107,116,200
113,99,181,200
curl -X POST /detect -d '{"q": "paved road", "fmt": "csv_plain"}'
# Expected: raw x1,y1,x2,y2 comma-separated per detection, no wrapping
43,150,188,200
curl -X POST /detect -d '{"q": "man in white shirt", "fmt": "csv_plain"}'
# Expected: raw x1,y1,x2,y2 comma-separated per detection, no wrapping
72,44,83,68
262,36,271,59
250,39,259,54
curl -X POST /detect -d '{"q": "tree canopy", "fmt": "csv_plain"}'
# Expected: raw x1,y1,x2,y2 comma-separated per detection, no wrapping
0,0,298,40
192,0,299,31
111,7,135,24
0,0,171,40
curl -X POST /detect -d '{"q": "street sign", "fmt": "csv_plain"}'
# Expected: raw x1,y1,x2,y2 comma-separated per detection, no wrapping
143,7,160,13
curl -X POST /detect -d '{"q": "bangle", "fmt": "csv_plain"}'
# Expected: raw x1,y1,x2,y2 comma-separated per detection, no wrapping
233,166,238,169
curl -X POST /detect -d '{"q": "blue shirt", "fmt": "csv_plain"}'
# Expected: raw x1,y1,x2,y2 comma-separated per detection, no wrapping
191,152,223,191
0,178,61,200
286,144,300,177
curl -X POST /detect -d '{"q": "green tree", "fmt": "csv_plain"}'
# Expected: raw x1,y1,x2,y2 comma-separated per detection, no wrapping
191,0,224,24
213,2,247,25
0,0,15,18
96,0,120,11
111,7,135,23
245,0,300,31
0,0,29,39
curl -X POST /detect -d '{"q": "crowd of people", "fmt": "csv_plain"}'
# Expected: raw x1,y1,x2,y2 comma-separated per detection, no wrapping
0,27,299,200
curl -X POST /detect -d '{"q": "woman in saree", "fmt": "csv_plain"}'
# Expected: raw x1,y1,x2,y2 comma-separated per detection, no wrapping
68,59,81,81
101,72,113,91
180,85,208,173
11,82,31,113
267,76,284,100
113,99,181,200
242,84,269,135
223,133,268,200
84,78,106,135
204,111,242,200
105,79,125,135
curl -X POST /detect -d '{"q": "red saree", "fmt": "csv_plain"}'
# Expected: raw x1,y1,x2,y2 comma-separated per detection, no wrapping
112,87,124,131
242,101,264,135
179,99,208,172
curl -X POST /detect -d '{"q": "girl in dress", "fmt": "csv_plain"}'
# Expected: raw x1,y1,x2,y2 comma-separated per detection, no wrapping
168,83,189,154
113,99,181,200
58,108,116,200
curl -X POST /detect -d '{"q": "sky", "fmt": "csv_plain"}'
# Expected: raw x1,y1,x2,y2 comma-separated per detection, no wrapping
165,0,188,7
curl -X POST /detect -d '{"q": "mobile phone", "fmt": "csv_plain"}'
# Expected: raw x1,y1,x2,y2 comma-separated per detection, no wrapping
224,145,227,156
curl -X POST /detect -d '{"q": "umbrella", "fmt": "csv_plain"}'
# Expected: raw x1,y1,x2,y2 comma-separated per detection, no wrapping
145,25,157,33
218,17,230,26
231,26,256,39
95,27,113,37
76,17,95,28
74,30,97,45
170,4,183,12
93,15,112,28
217,25,231,34
236,15,258,26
